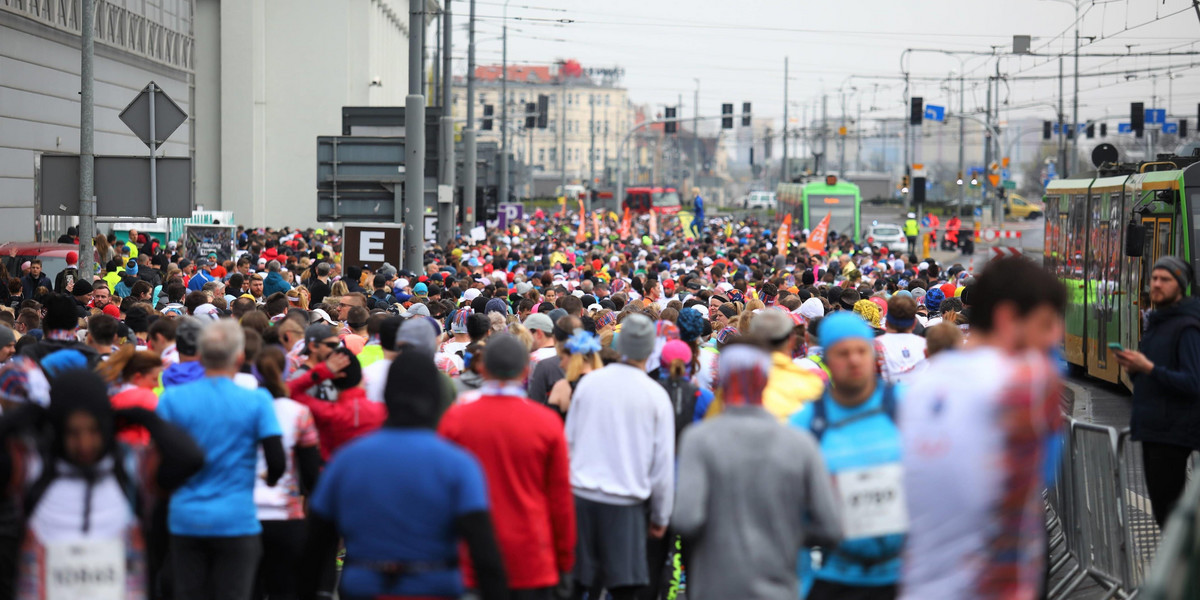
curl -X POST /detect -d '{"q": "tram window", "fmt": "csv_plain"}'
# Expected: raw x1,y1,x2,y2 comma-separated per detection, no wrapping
1158,220,1172,261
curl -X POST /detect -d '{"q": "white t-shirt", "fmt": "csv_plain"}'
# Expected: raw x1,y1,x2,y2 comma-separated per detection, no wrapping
875,333,927,385
255,398,319,520
362,358,393,404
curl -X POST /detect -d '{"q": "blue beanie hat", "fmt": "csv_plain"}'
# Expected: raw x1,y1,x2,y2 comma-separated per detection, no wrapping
818,311,874,351
924,287,945,312
485,297,509,315
413,282,428,295
676,308,705,342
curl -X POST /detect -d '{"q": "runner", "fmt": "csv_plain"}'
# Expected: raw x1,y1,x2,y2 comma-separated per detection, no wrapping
875,294,927,384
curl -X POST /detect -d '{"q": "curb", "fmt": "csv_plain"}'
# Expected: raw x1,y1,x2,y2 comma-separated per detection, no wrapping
1061,378,1092,422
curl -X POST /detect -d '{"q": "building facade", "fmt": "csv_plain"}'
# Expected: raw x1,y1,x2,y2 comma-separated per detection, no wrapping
451,61,633,194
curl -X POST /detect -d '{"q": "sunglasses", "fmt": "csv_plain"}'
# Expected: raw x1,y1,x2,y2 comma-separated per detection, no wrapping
319,341,340,350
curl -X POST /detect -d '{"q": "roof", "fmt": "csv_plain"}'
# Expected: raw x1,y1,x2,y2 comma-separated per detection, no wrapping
474,65,555,84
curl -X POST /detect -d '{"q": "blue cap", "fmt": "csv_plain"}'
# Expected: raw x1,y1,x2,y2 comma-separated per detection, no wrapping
413,282,428,295
818,311,875,351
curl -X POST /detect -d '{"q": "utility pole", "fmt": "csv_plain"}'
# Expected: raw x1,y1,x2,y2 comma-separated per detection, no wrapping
838,90,847,178
559,67,567,197
983,71,993,224
463,0,477,228
819,94,828,175
902,69,910,211
1058,57,1066,176
499,0,510,206
78,0,95,276
958,72,965,210
1071,0,1080,179
674,93,681,187
855,95,863,173
438,0,454,246
781,58,788,185
404,0,426,271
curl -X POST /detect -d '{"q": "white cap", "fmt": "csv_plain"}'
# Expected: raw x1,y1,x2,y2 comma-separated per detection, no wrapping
907,212,916,219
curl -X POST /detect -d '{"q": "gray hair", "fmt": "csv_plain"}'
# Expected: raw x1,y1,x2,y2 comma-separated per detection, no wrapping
199,319,245,370
202,280,224,293
267,260,282,272
316,262,331,277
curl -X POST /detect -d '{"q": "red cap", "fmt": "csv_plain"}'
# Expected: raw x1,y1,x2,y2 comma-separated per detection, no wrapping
418,275,428,283
102,304,121,317
66,251,78,265
506,272,515,283
484,263,494,274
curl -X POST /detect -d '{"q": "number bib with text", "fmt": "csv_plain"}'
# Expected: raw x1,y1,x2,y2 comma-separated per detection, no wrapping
45,538,125,600
835,463,909,540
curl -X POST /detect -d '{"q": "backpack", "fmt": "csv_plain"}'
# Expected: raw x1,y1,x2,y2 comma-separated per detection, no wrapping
660,376,699,443
808,382,897,442
23,442,140,527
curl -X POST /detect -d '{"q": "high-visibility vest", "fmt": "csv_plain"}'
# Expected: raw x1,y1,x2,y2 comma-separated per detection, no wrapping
904,219,919,237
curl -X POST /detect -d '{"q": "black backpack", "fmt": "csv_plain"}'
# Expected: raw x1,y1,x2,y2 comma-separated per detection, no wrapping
660,376,699,444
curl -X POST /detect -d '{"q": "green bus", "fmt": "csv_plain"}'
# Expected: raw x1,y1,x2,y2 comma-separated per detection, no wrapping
1044,152,1200,389
777,175,863,243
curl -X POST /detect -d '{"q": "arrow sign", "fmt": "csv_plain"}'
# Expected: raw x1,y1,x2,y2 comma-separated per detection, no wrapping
1164,122,1179,135
1118,122,1132,134
119,81,187,149
1145,108,1166,125
924,105,945,122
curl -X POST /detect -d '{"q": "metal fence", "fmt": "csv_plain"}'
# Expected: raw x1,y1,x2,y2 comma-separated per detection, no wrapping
1140,470,1200,600
1047,419,1164,599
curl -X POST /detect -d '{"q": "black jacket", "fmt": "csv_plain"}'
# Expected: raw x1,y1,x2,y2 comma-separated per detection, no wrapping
1131,296,1200,449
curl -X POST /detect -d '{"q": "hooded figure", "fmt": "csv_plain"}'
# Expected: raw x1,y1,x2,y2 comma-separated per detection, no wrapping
384,347,444,428
0,369,203,599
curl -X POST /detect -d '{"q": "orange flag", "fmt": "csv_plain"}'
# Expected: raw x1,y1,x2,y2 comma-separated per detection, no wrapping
649,210,658,238
592,211,601,240
806,213,831,255
576,199,587,243
620,207,632,239
777,213,792,255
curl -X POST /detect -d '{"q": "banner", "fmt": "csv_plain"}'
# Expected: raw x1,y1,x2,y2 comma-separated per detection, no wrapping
183,224,237,264
620,207,632,240
678,212,695,239
806,213,831,255
576,199,587,243
777,213,792,255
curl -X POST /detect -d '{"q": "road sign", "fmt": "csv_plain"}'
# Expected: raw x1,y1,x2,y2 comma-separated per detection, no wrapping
981,229,1023,242
1003,180,1017,190
1164,122,1179,135
991,246,1022,259
1145,108,1166,125
924,105,945,122
40,155,192,217
118,82,187,149
342,224,404,273
487,202,524,229
424,214,438,243
1118,123,1132,134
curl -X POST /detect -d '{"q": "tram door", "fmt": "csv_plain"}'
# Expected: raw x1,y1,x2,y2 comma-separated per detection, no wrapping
1137,216,1174,330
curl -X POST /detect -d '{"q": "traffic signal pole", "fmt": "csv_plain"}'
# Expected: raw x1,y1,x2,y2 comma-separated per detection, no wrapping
463,0,477,229
438,0,454,246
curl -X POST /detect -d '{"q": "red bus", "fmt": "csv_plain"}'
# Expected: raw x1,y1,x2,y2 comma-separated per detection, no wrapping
622,186,682,215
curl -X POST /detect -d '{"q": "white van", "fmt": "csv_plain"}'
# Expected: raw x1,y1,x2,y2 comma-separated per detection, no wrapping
744,191,776,210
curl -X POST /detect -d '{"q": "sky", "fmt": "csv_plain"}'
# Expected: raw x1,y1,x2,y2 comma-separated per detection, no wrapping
450,0,1200,136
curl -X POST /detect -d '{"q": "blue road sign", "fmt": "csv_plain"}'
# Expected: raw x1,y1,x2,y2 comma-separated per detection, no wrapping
1118,122,1132,134
1146,109,1166,125
924,105,945,122
1164,122,1179,135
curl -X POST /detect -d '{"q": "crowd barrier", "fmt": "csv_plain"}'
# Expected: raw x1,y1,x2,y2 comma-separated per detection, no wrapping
1046,418,1163,599
1140,469,1200,599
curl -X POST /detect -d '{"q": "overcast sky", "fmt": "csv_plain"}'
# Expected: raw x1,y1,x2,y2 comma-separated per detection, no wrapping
454,0,1200,133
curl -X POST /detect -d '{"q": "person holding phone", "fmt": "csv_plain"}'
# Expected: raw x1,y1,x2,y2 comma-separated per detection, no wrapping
1114,256,1200,527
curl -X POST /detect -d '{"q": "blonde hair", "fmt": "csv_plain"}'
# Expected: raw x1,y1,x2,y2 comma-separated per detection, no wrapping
330,280,349,297
564,351,603,382
507,322,535,352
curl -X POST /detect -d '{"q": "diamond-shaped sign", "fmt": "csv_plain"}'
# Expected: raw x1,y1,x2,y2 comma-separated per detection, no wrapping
119,81,187,149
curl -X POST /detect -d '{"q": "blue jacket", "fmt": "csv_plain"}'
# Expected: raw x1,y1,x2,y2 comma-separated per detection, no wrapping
693,195,705,216
1131,296,1200,449
262,271,293,298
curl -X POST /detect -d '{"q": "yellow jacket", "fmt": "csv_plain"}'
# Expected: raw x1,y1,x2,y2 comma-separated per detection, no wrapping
762,352,825,422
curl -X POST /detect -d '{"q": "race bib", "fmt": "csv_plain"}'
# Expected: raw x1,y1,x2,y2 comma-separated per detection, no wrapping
835,463,908,539
45,538,125,600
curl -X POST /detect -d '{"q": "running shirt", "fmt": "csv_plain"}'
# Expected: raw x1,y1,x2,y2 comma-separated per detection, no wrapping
899,347,1061,600
255,398,319,521
875,333,927,385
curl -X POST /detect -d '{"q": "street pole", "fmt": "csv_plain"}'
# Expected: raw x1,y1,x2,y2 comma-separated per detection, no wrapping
499,0,510,206
855,95,863,173
693,79,700,191
983,71,993,224
838,90,846,179
1071,0,1080,179
902,66,910,211
781,58,788,185
588,94,595,214
463,0,477,228
79,0,95,277
958,72,965,211
438,0,454,246
559,69,567,196
1058,57,1066,176
404,0,425,271
820,94,828,175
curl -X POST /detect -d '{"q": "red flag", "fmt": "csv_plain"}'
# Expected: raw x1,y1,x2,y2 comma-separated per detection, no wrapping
806,213,831,255
620,207,632,239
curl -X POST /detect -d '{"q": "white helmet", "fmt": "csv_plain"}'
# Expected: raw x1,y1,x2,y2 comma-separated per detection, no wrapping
907,212,916,219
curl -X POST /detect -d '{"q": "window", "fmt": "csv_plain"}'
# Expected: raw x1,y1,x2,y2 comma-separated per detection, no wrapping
549,119,556,132
567,121,573,133
479,94,487,104
606,95,611,106
567,94,573,105
605,120,610,134
538,149,545,163
549,95,556,105
549,148,557,163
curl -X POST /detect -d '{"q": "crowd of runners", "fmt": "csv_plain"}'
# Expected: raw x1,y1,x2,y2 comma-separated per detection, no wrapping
0,210,1070,600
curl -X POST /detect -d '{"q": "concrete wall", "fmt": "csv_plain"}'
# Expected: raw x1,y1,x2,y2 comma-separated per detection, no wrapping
0,10,192,241
195,0,412,228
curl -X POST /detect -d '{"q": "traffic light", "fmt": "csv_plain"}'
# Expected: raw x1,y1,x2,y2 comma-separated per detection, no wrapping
1131,102,1144,138
910,97,923,126
742,102,752,126
749,147,754,166
721,103,734,129
1100,122,1108,137
1086,123,1095,139
1182,119,1189,138
913,177,926,205
900,175,910,190
1043,121,1052,140
1066,124,1074,140
482,104,494,130
537,95,549,128
525,102,536,128
664,106,677,134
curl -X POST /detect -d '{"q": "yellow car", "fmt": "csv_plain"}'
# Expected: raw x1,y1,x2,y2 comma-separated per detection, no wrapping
1005,194,1044,220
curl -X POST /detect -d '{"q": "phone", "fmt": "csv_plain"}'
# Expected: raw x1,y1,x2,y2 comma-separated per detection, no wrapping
1107,342,1124,352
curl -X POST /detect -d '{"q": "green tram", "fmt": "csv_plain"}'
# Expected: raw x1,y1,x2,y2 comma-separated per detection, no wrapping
777,176,863,243
1043,153,1200,388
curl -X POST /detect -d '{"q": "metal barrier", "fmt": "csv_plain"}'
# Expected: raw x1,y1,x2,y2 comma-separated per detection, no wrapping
1139,470,1200,600
1047,419,1165,599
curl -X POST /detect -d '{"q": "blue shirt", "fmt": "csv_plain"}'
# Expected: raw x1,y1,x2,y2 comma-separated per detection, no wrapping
790,384,904,587
157,376,282,536
309,429,489,598
186,269,215,292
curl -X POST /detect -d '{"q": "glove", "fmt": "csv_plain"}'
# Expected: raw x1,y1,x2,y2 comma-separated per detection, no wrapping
554,571,573,600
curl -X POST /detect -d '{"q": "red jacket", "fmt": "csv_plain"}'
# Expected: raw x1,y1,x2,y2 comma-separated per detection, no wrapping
288,363,386,459
438,394,575,589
